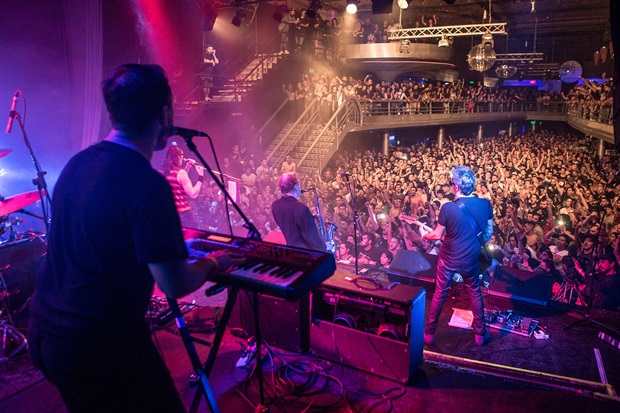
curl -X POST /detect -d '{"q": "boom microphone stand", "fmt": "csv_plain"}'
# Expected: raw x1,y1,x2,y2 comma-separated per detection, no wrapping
563,211,620,336
166,127,271,413
341,172,360,275
10,100,52,234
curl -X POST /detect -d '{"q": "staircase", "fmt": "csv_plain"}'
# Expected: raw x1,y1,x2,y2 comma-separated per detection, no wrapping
266,98,363,176
213,53,282,103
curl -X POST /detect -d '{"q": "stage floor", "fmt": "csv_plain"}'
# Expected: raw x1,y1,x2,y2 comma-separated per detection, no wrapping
2,265,620,413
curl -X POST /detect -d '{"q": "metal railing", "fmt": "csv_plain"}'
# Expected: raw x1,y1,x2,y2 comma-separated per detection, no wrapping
266,98,320,168
298,98,363,172
356,99,613,125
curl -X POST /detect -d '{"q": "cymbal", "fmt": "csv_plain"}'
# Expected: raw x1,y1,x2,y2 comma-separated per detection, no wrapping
0,190,44,216
0,148,12,159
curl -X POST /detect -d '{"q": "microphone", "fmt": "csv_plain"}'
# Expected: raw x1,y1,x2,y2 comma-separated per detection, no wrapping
5,92,19,134
301,187,316,193
170,126,207,138
339,171,350,180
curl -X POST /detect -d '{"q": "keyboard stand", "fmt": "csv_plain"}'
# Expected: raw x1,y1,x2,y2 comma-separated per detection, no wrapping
167,286,239,413
169,286,270,413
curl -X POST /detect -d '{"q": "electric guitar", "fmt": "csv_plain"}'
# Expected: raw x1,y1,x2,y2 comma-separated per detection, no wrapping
398,213,442,247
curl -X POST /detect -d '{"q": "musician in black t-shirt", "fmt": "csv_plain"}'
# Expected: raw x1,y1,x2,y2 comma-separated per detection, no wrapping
422,166,494,346
28,64,241,412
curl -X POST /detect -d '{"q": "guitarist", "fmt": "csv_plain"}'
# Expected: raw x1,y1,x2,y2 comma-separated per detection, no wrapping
421,166,494,346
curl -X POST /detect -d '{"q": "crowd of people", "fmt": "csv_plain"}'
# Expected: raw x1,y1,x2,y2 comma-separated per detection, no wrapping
282,71,613,123
276,10,444,60
182,128,619,310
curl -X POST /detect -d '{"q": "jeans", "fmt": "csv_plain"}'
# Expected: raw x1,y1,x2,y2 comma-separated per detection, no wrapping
425,257,486,336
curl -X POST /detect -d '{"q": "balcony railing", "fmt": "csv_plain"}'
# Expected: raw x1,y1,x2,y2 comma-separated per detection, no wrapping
355,99,613,125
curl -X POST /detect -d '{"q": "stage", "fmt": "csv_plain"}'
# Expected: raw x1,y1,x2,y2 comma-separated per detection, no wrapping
2,264,620,413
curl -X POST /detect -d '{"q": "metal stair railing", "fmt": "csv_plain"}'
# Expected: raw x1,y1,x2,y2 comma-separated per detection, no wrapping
266,98,321,168
298,98,362,173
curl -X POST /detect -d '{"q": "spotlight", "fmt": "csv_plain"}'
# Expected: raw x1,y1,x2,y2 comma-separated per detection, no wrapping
307,0,322,19
438,35,450,48
346,0,358,14
273,5,288,22
231,10,246,27
397,0,410,10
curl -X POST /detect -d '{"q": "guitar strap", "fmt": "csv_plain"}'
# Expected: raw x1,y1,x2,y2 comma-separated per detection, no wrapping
454,198,486,248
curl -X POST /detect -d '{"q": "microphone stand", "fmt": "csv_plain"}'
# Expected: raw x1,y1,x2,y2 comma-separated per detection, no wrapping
562,210,620,336
179,132,260,240
14,113,51,234
342,173,360,275
173,130,270,413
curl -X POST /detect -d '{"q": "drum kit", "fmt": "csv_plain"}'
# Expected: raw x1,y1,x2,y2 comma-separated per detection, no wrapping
0,147,47,362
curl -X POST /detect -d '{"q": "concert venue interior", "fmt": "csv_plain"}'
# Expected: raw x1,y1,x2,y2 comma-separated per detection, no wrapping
1,0,619,412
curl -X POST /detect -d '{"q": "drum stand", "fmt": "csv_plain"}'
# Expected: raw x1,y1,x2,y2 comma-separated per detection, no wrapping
0,271,28,362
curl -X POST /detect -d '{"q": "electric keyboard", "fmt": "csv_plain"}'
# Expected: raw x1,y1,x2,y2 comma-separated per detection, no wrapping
183,228,336,301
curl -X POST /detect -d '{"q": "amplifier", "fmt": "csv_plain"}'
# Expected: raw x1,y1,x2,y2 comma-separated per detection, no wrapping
311,269,425,383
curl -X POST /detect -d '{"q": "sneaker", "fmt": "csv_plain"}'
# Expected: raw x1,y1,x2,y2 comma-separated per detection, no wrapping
475,332,491,346
423,333,435,345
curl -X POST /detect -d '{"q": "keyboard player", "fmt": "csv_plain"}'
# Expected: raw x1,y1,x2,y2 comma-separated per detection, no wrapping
271,172,325,251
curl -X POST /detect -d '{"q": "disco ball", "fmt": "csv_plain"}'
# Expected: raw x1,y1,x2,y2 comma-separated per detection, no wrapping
495,64,517,79
467,43,496,72
558,60,582,83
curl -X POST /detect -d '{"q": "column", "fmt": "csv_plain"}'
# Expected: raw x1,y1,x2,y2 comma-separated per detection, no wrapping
438,127,444,150
383,131,390,156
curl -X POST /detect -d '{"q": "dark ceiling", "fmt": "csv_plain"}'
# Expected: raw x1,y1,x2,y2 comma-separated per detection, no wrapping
207,0,613,78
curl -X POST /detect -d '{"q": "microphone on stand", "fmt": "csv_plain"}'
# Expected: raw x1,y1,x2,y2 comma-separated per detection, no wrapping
5,91,19,134
339,171,350,181
170,126,208,138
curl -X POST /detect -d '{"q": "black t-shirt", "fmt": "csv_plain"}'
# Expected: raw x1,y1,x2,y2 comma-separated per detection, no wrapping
271,196,325,250
438,197,493,269
29,142,188,339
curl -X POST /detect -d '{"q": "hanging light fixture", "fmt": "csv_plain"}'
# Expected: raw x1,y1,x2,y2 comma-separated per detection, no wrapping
231,10,246,27
495,64,517,78
397,0,410,10
467,31,497,72
438,35,450,48
346,0,358,15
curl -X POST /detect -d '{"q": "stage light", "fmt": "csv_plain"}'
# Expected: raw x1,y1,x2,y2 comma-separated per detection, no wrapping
307,0,322,18
231,10,246,27
346,0,358,15
273,5,288,22
438,35,450,48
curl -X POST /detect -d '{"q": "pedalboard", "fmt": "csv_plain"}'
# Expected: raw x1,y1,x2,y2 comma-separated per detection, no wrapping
484,309,541,338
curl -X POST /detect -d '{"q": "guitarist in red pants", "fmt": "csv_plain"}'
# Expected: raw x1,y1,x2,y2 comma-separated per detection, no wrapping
421,166,494,346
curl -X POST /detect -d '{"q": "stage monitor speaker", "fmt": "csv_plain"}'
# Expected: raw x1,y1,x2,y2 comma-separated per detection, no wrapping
372,0,393,14
229,290,310,353
387,250,438,284
311,269,425,383
488,265,552,307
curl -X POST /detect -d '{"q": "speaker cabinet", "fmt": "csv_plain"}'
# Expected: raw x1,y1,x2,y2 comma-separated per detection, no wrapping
311,269,425,383
489,265,553,307
229,290,310,353
387,249,438,284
